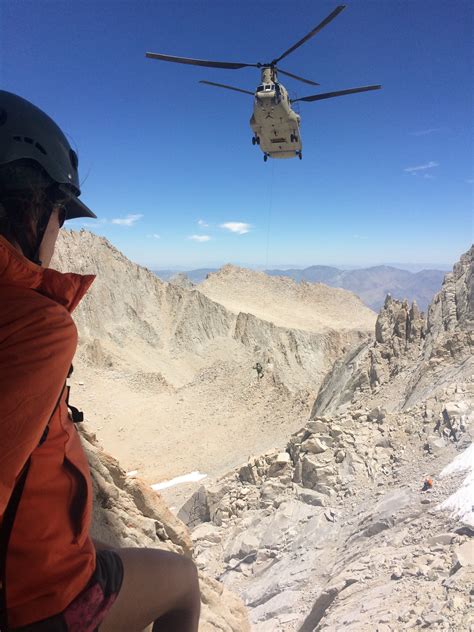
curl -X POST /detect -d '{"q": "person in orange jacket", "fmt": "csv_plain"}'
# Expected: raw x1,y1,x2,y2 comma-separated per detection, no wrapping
0,91,200,632
421,477,433,492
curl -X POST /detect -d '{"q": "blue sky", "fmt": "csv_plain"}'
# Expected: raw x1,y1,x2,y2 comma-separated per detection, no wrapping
1,0,472,268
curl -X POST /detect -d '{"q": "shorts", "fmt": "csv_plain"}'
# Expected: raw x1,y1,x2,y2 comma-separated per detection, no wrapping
13,549,124,632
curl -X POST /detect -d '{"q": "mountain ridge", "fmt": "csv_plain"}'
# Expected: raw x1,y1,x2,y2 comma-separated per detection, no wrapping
51,229,374,487
155,263,446,311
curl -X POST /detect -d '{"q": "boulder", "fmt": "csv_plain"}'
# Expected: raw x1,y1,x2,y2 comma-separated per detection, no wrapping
224,532,260,562
368,406,386,423
453,541,474,570
239,461,260,485
301,455,337,493
296,488,327,507
306,420,329,434
199,573,251,632
301,437,328,454
267,452,293,478
178,486,210,528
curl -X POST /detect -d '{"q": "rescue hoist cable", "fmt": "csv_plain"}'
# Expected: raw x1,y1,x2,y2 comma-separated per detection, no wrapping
263,159,275,313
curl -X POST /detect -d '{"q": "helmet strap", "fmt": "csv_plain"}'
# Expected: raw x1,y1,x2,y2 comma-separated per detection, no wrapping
30,206,53,266
29,184,65,266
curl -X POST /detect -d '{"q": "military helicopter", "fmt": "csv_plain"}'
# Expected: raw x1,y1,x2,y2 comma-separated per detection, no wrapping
146,5,381,161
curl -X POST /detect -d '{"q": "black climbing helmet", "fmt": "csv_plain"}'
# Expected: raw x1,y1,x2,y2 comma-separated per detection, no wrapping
0,90,96,221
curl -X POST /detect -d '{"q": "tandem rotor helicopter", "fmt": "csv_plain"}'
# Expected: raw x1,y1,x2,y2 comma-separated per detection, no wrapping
146,5,381,161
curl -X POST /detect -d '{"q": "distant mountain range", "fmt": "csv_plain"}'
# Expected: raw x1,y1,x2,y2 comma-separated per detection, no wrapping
154,268,217,284
153,264,446,311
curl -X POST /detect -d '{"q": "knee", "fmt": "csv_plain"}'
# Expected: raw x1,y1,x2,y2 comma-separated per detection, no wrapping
183,556,199,591
168,551,199,592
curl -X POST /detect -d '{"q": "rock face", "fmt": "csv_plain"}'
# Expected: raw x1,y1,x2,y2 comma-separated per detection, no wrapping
183,247,473,631
309,293,426,418
424,245,473,360
51,230,376,487
82,426,250,631
52,231,374,394
311,246,473,418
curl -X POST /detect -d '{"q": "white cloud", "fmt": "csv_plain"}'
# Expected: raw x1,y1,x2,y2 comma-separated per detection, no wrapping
111,213,143,226
423,173,435,179
353,234,368,240
466,178,474,184
404,161,439,173
188,235,211,242
410,128,442,136
80,220,106,228
71,217,107,228
147,233,161,239
197,219,209,228
220,222,251,235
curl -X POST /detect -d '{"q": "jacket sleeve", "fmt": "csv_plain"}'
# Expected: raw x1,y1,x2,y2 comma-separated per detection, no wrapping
0,291,77,516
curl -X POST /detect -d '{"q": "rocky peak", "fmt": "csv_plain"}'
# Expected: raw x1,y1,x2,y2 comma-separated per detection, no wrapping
375,294,425,347
169,272,195,290
370,295,425,386
424,245,473,361
311,247,473,417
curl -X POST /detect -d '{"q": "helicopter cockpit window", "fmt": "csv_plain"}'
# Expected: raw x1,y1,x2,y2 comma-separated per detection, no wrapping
256,85,264,92
265,84,273,91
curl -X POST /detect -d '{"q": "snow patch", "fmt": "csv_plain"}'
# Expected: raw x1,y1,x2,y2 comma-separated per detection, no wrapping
437,444,474,527
151,471,207,491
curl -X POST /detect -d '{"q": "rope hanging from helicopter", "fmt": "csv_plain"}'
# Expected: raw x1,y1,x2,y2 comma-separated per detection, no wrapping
263,159,275,314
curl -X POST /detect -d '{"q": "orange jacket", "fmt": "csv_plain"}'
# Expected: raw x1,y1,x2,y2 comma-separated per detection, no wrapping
0,235,96,627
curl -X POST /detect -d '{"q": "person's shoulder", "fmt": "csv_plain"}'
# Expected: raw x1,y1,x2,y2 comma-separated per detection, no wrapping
0,285,77,342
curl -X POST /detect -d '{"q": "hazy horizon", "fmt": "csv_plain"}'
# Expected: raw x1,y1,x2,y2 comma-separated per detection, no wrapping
149,261,454,273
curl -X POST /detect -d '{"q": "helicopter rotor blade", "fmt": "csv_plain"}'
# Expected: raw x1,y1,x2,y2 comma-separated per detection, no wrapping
272,5,346,65
199,80,255,96
146,52,258,70
292,84,382,103
276,68,319,86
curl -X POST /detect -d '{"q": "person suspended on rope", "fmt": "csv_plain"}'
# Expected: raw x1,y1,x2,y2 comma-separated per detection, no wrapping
0,90,200,632
421,476,433,492
253,362,264,379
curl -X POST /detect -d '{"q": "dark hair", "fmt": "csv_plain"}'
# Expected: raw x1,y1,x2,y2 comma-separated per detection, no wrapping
0,160,56,260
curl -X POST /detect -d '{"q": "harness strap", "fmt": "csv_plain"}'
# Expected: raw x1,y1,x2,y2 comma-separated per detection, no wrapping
66,386,84,424
66,364,84,424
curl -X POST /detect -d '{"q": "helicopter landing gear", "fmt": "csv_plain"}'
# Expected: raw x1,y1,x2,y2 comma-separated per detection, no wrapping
252,136,260,146
263,153,268,162
297,151,302,160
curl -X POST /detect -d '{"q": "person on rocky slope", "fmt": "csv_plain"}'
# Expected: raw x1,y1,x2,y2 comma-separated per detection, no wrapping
0,90,200,632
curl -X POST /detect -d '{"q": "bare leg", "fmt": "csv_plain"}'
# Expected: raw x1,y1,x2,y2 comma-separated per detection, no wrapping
99,548,200,632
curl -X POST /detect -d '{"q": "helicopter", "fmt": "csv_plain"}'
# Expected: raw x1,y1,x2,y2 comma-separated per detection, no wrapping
146,5,381,161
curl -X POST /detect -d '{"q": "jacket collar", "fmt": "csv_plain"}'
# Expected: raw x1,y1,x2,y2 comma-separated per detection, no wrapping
0,234,95,313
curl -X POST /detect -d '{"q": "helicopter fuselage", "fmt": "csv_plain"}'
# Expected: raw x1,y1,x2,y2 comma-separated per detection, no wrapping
250,69,302,160
147,6,381,162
